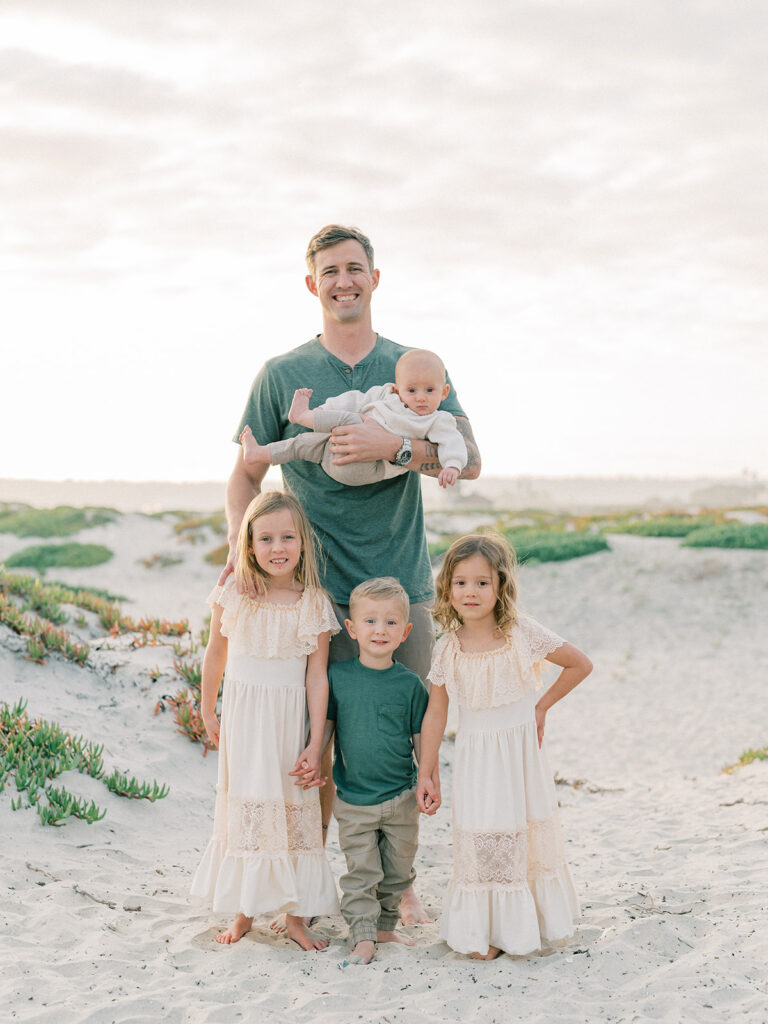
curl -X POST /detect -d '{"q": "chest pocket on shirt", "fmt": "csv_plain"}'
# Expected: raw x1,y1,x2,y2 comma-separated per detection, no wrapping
377,704,407,737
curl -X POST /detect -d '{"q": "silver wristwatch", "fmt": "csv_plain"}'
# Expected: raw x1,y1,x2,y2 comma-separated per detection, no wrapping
392,437,413,467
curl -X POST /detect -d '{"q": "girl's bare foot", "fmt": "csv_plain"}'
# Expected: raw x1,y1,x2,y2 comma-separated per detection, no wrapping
399,885,432,925
269,914,315,934
239,425,271,465
288,388,313,426
285,914,328,952
470,945,502,960
377,928,415,947
215,913,253,944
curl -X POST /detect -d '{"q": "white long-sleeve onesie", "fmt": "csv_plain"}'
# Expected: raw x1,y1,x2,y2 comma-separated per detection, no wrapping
317,384,467,471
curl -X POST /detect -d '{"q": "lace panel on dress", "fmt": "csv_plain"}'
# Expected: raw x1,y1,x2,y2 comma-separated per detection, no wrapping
452,817,565,888
215,792,324,856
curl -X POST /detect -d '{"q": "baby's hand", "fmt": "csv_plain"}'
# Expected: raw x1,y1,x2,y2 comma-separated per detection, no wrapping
416,773,441,815
438,467,459,488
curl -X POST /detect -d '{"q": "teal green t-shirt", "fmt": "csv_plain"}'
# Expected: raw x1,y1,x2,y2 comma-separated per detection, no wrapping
234,335,466,605
326,658,429,806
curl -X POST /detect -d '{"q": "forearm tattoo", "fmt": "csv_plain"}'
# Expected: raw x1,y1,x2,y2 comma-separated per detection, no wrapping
412,418,482,479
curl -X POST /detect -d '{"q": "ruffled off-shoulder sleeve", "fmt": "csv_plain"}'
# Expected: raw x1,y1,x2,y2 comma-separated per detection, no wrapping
296,589,341,651
206,579,339,658
518,614,565,665
427,632,456,693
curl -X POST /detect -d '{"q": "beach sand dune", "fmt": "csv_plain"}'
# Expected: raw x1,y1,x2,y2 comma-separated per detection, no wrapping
1,519,767,1023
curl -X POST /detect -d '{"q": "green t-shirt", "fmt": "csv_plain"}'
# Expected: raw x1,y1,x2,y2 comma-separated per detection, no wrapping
234,335,466,605
327,658,429,806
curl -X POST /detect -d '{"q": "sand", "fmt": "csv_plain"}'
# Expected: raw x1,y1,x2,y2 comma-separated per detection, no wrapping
1,512,767,1023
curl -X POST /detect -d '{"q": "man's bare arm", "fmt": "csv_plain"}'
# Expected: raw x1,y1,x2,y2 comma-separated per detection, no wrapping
329,416,481,481
408,417,481,481
219,448,269,584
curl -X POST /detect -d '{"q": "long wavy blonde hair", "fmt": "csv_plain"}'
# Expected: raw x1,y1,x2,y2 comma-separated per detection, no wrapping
235,490,323,597
432,532,518,635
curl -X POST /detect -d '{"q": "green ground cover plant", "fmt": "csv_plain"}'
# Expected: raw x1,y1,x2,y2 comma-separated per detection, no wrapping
682,523,768,550
429,523,609,564
503,529,609,563
0,568,189,662
722,745,768,774
0,699,168,826
173,513,227,545
204,543,229,566
6,543,113,573
0,504,116,538
605,514,722,537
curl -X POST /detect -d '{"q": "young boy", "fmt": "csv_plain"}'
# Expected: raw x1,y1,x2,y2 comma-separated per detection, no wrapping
238,348,467,488
322,577,429,965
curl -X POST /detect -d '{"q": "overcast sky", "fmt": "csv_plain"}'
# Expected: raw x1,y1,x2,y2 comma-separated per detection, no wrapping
2,1,766,482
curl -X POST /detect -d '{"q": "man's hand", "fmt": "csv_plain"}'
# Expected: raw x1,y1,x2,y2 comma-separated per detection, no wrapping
217,552,236,587
329,417,400,464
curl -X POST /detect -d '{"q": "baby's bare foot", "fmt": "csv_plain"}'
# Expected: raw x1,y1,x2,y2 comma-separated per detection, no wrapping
288,388,314,427
470,945,502,960
285,914,328,952
399,886,432,925
377,928,415,947
215,913,253,944
239,425,271,465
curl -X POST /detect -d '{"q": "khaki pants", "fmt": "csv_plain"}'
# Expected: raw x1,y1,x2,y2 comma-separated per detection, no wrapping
268,411,393,486
334,788,419,945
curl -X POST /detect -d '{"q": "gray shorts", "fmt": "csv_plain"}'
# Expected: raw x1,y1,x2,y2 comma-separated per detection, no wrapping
328,599,435,687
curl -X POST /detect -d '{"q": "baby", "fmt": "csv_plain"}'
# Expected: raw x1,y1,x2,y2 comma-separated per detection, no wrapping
239,348,467,488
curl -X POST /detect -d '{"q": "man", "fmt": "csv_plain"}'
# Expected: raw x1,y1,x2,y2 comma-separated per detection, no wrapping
221,224,481,924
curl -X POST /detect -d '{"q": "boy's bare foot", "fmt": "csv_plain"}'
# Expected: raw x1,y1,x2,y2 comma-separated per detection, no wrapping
399,885,432,925
215,913,253,944
377,928,415,947
343,939,376,965
239,425,271,465
288,388,314,427
285,914,328,951
470,945,502,960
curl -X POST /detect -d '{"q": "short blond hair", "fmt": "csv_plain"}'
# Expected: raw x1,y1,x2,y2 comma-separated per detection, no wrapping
348,577,410,620
235,490,323,597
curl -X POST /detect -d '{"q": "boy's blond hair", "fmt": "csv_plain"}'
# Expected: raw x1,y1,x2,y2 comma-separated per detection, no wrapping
348,577,410,620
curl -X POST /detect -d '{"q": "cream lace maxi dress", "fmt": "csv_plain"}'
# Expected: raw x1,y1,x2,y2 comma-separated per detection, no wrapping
190,577,339,919
429,615,580,955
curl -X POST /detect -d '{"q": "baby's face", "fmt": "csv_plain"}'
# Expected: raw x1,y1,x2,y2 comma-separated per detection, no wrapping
393,367,449,416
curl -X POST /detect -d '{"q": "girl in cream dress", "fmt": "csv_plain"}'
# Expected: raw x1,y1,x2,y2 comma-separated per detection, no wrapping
417,534,592,959
191,492,339,950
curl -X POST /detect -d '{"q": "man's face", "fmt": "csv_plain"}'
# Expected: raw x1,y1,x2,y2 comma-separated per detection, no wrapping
305,240,379,325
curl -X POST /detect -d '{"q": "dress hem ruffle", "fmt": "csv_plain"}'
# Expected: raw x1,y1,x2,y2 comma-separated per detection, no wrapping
190,839,339,917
